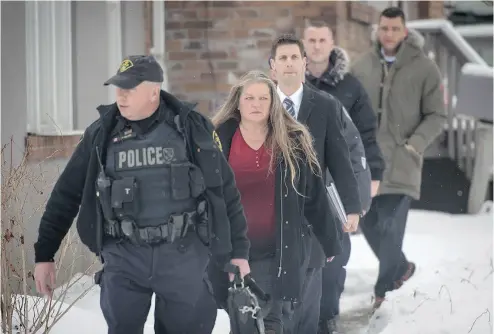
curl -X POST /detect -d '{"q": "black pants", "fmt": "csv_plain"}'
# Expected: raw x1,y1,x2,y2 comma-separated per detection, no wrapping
360,194,412,298
248,258,287,333
319,232,351,321
283,267,322,334
97,234,216,334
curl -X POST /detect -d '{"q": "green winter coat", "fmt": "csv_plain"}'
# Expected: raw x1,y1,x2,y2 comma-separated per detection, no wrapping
351,29,447,200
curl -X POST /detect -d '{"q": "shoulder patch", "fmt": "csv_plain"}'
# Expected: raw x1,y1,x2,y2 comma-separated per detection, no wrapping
212,130,222,152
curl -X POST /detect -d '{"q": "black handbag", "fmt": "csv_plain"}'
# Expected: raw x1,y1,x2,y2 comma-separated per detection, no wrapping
225,264,271,334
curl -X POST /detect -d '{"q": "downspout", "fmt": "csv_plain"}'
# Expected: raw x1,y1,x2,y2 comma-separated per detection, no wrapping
150,1,169,91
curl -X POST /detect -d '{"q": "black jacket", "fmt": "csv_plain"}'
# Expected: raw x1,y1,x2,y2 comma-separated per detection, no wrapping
34,90,250,263
305,81,372,213
306,47,385,181
214,118,343,302
298,83,361,215
296,83,361,269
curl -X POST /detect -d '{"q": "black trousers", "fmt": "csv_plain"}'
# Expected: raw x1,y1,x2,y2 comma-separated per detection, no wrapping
360,194,412,298
319,232,351,321
283,267,322,334
96,234,216,334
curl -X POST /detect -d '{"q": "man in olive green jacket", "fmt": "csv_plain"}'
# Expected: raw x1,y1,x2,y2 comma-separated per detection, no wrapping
351,7,447,309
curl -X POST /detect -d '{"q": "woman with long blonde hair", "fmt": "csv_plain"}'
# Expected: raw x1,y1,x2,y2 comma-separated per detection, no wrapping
208,70,343,333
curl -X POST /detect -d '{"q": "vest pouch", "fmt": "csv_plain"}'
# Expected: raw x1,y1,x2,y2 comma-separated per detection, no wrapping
111,176,139,219
170,163,191,200
196,199,210,246
189,164,206,198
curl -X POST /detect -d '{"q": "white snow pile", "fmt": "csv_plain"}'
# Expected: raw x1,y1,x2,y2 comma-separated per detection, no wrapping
359,207,493,334
2,273,231,334
2,207,492,334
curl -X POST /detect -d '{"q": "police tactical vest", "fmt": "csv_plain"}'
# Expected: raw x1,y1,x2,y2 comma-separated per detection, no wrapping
105,119,204,228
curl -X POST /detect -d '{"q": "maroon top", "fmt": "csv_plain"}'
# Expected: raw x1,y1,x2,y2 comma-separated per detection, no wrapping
228,128,276,260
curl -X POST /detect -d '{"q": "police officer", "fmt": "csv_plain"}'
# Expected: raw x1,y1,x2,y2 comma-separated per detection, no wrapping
33,55,251,334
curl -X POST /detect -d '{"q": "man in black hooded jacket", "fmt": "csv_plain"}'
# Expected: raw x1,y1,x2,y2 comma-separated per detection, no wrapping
33,55,250,334
303,21,385,333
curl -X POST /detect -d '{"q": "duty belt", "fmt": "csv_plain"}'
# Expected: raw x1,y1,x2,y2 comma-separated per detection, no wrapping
103,211,197,244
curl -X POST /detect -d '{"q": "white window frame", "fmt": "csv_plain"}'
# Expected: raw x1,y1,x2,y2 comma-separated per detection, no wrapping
398,0,410,18
150,1,169,91
25,1,79,135
106,1,123,103
0,4,2,122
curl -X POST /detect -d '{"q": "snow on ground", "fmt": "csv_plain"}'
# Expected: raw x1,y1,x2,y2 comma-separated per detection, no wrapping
339,205,493,334
4,207,493,333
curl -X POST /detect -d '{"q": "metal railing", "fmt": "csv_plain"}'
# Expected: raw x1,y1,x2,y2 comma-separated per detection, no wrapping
456,62,494,213
455,23,494,38
406,19,488,65
406,19,494,213
405,19,492,179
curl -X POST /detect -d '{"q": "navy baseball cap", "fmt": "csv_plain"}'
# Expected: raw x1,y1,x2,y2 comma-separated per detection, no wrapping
104,55,164,89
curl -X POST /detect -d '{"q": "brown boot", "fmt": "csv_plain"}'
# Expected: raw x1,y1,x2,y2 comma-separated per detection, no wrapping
372,295,385,310
394,262,416,289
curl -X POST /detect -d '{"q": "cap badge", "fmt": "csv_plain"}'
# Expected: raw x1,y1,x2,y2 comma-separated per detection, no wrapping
119,59,133,73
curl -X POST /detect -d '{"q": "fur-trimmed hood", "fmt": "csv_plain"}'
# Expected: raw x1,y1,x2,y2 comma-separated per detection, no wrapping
371,28,426,67
402,28,425,50
370,27,425,50
305,46,350,87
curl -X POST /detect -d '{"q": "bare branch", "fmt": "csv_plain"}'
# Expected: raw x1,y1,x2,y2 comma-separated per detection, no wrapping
410,285,454,316
460,277,478,290
484,258,493,281
438,285,453,314
468,309,492,333
410,297,431,314
1,139,97,333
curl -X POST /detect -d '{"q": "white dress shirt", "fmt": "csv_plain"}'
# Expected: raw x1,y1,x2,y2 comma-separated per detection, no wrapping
276,84,304,119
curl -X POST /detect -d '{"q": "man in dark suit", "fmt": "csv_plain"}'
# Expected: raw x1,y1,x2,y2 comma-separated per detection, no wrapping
303,20,385,333
269,34,362,334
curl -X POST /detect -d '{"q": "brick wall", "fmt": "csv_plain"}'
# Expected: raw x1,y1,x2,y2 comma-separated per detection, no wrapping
162,1,445,116
428,2,445,18
162,1,381,115
25,134,82,162
418,1,445,19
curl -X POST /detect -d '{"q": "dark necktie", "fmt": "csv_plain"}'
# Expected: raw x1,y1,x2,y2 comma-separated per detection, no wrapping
283,97,296,118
